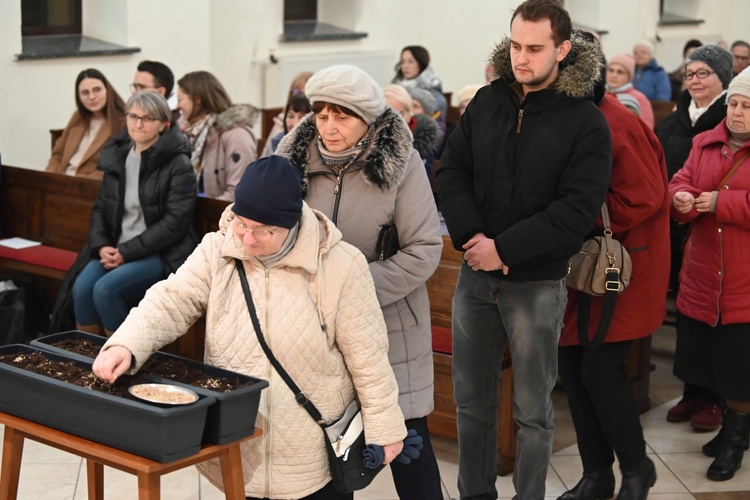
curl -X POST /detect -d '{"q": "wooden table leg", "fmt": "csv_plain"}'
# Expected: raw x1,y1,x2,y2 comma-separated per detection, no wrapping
218,443,245,500
136,471,160,500
85,459,104,500
0,426,25,500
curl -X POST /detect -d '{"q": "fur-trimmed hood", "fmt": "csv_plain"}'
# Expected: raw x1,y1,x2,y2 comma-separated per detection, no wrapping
275,107,414,194
216,103,259,132
489,30,603,99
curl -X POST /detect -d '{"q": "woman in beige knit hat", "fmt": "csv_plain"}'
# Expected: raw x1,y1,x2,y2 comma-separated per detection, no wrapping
276,64,445,499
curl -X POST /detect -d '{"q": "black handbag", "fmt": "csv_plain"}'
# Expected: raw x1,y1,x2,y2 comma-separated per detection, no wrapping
235,259,384,493
376,222,399,261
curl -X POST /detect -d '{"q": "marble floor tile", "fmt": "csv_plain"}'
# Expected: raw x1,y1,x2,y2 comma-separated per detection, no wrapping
16,462,80,499
659,451,750,494
73,463,201,500
643,417,720,454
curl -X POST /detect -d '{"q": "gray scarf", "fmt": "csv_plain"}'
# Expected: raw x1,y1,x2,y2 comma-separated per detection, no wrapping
256,222,300,269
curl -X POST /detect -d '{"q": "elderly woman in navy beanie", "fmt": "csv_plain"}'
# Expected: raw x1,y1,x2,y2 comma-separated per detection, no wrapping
92,155,407,499
276,64,444,499
669,66,750,482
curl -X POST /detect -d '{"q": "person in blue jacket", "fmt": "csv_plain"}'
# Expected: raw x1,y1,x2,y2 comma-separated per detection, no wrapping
633,40,672,101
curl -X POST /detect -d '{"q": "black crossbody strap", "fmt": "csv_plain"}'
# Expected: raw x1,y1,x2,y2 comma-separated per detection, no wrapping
235,259,324,424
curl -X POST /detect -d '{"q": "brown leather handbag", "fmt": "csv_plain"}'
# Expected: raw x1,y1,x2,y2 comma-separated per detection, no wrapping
566,203,632,349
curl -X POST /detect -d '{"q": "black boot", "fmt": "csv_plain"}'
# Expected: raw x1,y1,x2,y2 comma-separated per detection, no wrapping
616,458,656,500
702,428,725,457
703,424,750,457
557,469,615,500
707,409,750,481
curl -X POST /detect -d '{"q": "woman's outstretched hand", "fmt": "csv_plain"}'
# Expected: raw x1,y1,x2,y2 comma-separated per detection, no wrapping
92,345,133,384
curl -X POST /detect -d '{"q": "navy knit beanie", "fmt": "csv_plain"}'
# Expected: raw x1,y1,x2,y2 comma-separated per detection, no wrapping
232,156,302,229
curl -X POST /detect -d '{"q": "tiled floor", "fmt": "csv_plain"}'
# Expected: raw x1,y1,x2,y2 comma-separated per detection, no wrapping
2,324,750,499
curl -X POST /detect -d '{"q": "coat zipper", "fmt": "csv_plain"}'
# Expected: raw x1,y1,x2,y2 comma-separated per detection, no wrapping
332,172,343,224
331,162,355,224
516,109,524,134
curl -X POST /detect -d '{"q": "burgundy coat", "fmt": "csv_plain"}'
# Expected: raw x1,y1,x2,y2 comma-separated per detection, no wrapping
560,94,670,346
669,119,750,326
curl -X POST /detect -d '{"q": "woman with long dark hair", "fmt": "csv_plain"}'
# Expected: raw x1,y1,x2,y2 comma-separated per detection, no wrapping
45,68,126,179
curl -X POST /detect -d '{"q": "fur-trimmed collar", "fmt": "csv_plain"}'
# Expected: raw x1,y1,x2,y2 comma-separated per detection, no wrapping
411,114,441,159
275,107,413,194
489,30,603,99
216,104,259,133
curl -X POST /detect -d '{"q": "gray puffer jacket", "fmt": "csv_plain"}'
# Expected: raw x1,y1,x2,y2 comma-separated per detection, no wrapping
276,107,443,419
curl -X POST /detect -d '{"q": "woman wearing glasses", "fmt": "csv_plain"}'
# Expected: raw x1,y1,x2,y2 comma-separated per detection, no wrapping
93,156,407,499
669,66,750,482
177,71,259,201
656,44,735,433
72,91,198,336
45,68,126,179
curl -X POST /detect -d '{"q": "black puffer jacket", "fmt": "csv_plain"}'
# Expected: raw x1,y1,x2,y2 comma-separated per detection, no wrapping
437,31,612,281
88,125,198,274
656,89,727,179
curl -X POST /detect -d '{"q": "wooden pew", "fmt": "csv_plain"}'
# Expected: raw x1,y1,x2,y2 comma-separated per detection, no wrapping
651,100,676,130
0,165,230,361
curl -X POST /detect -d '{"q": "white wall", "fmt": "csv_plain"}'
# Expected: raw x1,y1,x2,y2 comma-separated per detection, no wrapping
1,0,748,170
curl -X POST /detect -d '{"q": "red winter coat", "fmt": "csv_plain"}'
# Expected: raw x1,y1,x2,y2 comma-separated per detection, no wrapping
560,94,670,346
669,118,750,326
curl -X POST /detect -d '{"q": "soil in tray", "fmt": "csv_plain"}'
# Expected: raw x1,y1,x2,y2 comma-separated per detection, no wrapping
0,351,141,400
51,339,253,392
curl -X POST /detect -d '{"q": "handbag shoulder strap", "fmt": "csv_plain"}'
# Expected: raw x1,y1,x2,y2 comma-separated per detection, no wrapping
234,258,325,425
600,203,612,231
716,150,750,191
578,202,619,350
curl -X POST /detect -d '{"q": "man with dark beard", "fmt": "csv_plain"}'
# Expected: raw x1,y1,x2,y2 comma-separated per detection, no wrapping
437,1,612,498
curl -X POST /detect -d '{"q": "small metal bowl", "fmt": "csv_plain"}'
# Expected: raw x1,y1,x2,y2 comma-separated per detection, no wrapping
128,383,199,405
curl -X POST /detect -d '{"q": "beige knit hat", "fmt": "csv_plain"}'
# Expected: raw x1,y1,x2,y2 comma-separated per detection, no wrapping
727,65,750,102
305,65,385,125
456,84,482,106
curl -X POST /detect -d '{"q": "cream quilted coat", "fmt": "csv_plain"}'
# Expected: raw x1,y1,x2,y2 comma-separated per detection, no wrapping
103,203,406,498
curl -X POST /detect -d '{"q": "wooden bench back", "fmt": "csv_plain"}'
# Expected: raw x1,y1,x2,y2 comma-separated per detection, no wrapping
0,165,230,252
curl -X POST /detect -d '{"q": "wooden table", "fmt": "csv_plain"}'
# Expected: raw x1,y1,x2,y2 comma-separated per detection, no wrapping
0,411,260,499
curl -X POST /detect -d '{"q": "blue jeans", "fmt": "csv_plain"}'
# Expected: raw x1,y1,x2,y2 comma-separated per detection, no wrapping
452,262,566,500
72,255,166,332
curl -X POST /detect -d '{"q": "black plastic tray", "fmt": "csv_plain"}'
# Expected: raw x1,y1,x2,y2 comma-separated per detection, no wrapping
0,344,214,462
33,331,269,444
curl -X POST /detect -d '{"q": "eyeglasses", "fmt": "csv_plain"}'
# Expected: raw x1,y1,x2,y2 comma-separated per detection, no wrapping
129,83,158,93
682,69,716,80
125,113,161,125
233,219,278,241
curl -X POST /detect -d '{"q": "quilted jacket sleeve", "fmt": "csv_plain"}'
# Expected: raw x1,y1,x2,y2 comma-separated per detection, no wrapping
330,247,407,446
102,232,217,368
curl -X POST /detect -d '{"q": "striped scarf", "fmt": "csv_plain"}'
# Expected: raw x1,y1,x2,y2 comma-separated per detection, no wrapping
317,127,373,173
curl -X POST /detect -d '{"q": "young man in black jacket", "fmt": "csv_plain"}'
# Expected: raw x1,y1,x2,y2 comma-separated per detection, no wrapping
436,1,612,498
